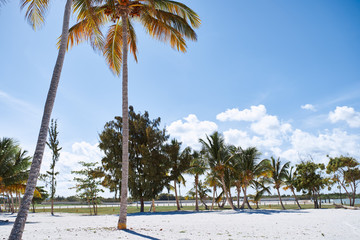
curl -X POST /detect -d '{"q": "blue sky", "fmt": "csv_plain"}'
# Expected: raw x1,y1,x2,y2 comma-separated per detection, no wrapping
1,0,360,197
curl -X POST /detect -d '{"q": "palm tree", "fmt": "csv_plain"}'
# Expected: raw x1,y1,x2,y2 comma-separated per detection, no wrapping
266,156,290,210
251,177,271,209
9,0,73,238
187,151,207,211
164,139,192,210
200,132,236,210
67,0,200,229
283,166,302,209
235,147,267,209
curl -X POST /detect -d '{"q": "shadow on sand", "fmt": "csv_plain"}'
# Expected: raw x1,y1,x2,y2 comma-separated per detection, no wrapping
123,229,160,240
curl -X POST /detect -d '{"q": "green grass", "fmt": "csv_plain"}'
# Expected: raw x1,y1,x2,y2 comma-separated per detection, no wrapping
31,203,342,215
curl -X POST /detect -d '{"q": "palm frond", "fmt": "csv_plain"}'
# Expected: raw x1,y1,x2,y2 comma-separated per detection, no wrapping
20,0,50,30
104,20,123,75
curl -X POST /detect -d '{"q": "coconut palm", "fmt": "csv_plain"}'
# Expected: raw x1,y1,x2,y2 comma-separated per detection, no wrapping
283,166,302,209
187,151,207,211
204,170,220,210
235,147,267,209
200,132,236,210
251,177,271,209
266,156,290,210
67,0,199,229
164,139,192,211
9,0,73,238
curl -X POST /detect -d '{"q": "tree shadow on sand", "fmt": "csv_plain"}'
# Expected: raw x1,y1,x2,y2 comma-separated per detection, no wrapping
123,229,160,240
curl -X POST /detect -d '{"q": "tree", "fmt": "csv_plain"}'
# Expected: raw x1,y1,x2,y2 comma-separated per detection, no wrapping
283,166,302,209
186,151,207,211
67,0,200,229
42,119,62,215
200,132,236,210
99,107,171,213
71,161,104,215
265,157,290,210
251,178,271,209
293,160,328,209
9,0,73,238
187,180,211,210
0,138,32,213
234,147,267,209
164,139,191,210
326,155,360,206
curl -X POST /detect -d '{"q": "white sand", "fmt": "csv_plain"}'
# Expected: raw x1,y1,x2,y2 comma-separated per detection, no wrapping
1,209,359,239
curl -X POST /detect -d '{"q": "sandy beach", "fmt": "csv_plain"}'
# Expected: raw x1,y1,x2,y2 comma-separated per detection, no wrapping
1,209,359,239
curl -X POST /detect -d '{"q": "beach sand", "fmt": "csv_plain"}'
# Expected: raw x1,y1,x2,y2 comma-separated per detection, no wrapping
1,209,359,239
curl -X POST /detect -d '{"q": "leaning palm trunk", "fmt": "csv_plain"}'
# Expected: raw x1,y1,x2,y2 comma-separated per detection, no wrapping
210,185,216,210
291,188,301,209
241,186,252,209
9,1,72,239
220,175,235,210
173,180,181,211
276,188,286,210
118,11,130,230
195,175,199,211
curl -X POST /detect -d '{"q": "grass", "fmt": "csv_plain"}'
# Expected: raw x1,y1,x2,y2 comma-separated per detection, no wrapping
31,203,341,215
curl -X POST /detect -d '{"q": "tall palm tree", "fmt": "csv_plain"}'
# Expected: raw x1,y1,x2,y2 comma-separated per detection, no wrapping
9,0,73,238
187,151,207,211
283,166,302,209
266,156,290,210
204,170,219,210
67,0,200,229
235,147,267,209
200,132,236,210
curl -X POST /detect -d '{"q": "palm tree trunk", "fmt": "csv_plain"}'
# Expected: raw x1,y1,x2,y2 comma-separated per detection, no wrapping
51,169,55,215
195,175,199,211
118,11,130,230
9,0,72,239
291,188,301,209
173,180,180,210
211,185,216,210
276,188,286,210
236,186,241,209
152,199,156,212
220,175,235,210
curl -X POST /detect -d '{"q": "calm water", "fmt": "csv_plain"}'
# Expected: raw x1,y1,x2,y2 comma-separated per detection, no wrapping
331,198,360,205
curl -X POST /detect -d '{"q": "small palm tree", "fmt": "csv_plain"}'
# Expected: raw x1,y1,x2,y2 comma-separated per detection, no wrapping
200,132,236,210
187,151,207,211
266,157,290,210
67,0,200,229
251,177,271,209
235,147,267,209
283,166,302,209
204,171,219,210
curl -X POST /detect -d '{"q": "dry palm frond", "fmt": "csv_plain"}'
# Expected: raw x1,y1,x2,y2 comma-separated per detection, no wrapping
20,0,50,30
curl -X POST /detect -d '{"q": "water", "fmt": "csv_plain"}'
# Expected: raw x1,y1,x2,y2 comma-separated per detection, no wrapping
330,198,360,205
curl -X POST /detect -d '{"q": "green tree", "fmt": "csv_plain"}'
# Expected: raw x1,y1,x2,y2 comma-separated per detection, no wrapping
164,139,191,210
99,107,171,213
326,155,360,206
265,157,290,210
0,138,31,213
186,151,207,211
250,177,271,209
71,161,104,215
67,0,200,229
9,0,73,237
200,132,236,210
283,166,302,209
294,160,328,209
43,119,62,215
234,147,268,209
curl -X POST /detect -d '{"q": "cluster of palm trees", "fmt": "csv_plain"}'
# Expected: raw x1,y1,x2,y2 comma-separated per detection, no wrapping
184,131,301,211
0,138,32,213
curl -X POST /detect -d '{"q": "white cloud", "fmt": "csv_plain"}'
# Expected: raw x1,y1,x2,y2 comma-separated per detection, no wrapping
167,114,218,149
0,89,40,116
250,115,292,137
301,104,316,111
216,105,266,122
329,106,360,128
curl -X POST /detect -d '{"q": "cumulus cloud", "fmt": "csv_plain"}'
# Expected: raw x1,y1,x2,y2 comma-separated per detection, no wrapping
216,105,266,122
167,114,218,149
301,104,316,111
329,106,360,128
41,141,104,197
